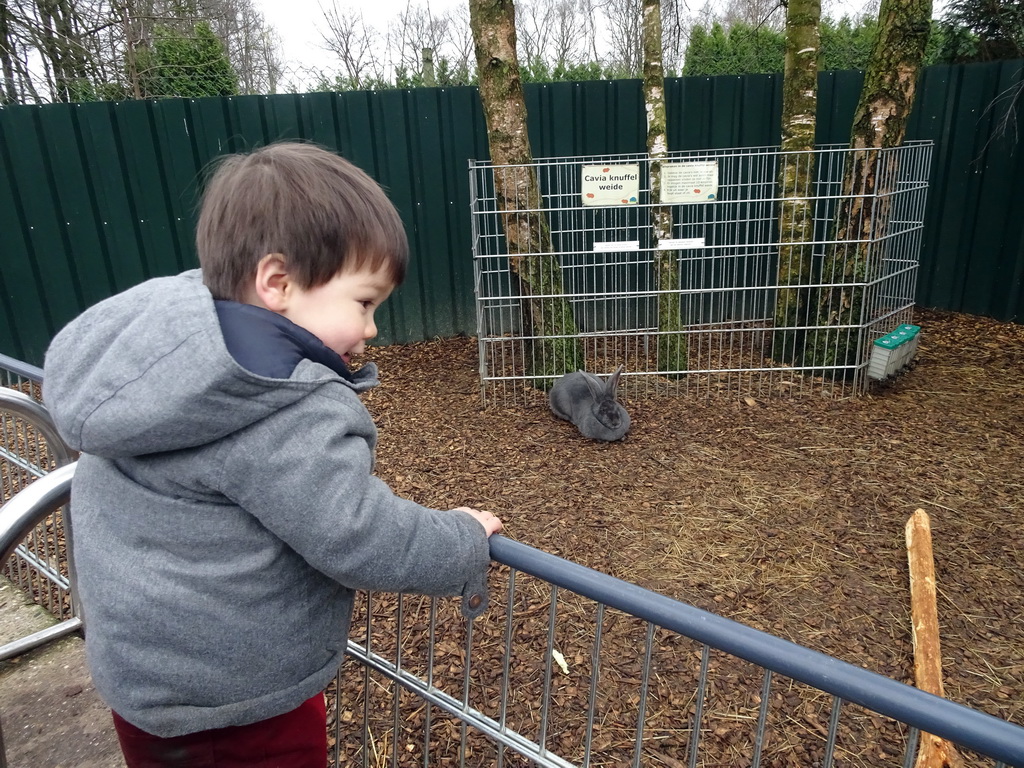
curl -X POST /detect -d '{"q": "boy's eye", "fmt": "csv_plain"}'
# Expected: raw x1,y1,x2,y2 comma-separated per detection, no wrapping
360,300,374,309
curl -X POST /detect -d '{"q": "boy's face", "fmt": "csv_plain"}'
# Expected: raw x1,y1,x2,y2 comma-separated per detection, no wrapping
278,263,395,366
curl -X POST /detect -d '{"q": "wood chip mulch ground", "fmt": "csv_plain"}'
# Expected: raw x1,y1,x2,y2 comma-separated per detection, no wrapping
338,307,1023,767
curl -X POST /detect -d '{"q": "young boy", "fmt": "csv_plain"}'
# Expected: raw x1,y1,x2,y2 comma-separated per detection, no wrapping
42,141,502,767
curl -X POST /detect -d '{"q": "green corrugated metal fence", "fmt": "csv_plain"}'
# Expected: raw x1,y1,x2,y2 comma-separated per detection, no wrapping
1,61,1022,365
910,62,1024,321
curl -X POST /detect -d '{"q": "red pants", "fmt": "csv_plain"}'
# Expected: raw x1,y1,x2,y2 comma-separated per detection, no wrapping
112,693,327,768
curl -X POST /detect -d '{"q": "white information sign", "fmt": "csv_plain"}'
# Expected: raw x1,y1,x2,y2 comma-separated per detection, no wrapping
657,237,706,250
593,240,640,253
581,164,640,207
662,161,719,203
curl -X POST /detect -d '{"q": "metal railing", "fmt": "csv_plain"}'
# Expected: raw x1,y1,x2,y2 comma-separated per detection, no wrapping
2,358,1023,767
0,464,81,658
0,353,44,390
3,464,1022,767
331,539,1024,767
0,382,80,661
0,462,78,768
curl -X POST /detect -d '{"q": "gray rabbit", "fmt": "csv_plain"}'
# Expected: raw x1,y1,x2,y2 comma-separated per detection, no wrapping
549,365,631,441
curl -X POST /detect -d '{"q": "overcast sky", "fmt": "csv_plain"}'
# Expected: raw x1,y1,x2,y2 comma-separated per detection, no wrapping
254,0,946,82
255,0,466,76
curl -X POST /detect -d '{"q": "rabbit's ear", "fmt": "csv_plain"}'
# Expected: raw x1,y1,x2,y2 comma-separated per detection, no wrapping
607,365,624,398
583,374,604,400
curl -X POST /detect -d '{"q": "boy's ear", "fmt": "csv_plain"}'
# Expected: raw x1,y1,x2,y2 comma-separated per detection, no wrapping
253,253,293,312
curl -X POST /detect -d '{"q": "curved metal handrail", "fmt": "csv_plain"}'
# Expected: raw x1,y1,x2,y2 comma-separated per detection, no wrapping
0,399,81,663
0,463,77,565
0,463,82,663
0,388,76,469
0,463,79,767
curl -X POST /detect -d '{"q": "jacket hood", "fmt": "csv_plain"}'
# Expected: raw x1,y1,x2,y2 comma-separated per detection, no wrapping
43,270,377,458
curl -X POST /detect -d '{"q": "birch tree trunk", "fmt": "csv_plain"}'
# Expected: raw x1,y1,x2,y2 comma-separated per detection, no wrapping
807,0,931,372
772,0,820,363
469,0,583,384
642,0,687,375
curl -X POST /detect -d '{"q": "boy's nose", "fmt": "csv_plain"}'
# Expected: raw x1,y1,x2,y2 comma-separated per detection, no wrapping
364,318,377,340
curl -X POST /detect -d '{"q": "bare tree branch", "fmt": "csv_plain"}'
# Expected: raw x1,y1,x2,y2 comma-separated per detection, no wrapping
319,2,378,89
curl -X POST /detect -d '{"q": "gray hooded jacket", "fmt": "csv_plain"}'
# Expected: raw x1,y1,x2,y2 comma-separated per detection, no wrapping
42,270,491,737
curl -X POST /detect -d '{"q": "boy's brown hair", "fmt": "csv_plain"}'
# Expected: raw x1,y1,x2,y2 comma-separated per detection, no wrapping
196,142,408,301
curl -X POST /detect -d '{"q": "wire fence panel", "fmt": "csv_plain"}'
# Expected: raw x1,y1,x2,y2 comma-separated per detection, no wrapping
471,142,933,405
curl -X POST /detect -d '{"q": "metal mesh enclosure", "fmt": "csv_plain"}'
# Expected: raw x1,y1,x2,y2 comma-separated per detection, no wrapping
470,142,933,404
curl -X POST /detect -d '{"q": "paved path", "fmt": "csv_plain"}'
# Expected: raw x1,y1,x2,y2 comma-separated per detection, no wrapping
0,577,125,768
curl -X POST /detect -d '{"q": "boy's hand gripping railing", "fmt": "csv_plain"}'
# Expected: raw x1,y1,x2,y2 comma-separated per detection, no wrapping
0,389,80,661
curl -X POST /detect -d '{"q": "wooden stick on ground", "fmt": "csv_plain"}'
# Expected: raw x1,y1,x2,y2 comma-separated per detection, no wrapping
905,508,963,768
